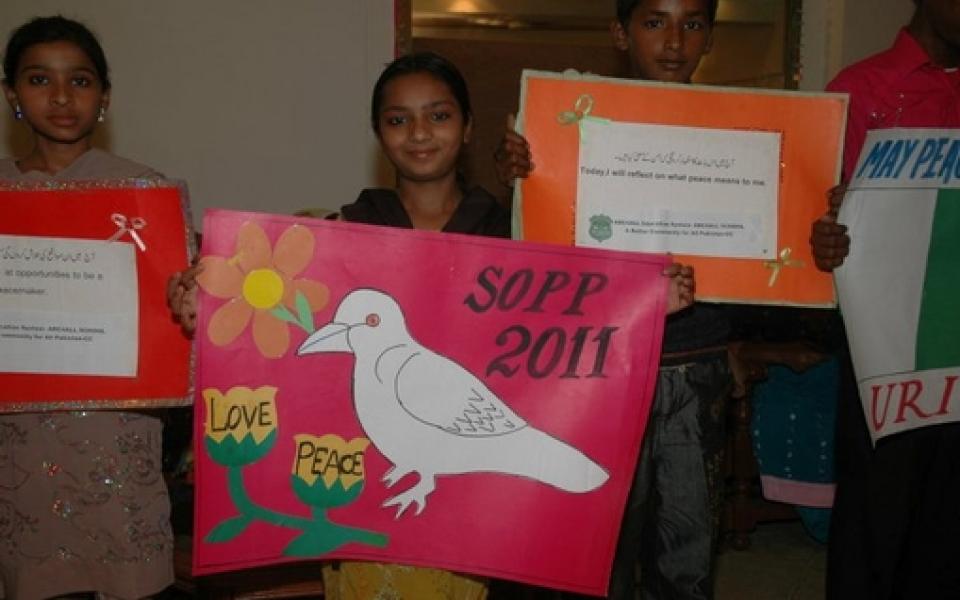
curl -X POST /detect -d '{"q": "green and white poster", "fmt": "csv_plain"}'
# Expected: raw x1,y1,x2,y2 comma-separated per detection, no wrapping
837,128,960,443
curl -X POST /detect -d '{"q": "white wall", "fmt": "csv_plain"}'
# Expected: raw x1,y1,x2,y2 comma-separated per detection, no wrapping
840,0,914,67
800,0,914,91
0,1,395,224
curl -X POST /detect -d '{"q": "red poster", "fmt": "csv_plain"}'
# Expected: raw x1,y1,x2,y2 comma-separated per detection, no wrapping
0,182,192,411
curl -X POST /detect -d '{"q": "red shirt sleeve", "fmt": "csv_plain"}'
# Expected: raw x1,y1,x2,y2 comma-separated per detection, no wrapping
827,71,870,182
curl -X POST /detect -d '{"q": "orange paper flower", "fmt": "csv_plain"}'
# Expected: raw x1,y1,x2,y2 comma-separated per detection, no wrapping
198,221,329,358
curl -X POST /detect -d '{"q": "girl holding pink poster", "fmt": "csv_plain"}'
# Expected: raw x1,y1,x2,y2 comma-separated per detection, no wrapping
169,52,694,599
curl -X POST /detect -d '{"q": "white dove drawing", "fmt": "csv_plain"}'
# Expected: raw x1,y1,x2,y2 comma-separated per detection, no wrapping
297,288,610,518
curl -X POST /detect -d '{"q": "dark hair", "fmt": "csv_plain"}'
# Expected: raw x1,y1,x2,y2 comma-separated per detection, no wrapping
370,51,472,134
616,0,719,27
3,16,110,90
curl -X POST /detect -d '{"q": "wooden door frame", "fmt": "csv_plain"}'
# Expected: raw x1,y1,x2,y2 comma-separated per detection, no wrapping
395,0,412,57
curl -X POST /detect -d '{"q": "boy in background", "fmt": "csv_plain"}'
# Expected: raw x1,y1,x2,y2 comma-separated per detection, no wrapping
495,2,731,598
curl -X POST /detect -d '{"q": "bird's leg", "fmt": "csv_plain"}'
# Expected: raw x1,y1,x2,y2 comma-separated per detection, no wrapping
381,464,415,488
382,473,436,518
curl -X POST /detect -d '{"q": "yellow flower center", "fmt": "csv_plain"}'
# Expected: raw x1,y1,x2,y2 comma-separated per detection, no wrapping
243,268,284,309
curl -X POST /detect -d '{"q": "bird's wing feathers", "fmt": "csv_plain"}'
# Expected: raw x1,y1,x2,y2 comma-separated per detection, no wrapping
395,350,527,437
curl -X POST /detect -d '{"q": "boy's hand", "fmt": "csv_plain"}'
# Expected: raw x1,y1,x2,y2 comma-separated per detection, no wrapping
826,182,847,216
663,262,695,314
810,184,850,272
811,215,850,271
167,264,201,339
493,114,534,187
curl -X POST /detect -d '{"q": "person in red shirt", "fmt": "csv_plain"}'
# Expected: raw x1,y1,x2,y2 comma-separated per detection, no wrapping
810,1,960,598
811,0,960,269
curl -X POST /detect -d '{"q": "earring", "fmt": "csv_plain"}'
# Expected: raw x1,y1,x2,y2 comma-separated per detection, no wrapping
14,104,23,120
97,106,106,123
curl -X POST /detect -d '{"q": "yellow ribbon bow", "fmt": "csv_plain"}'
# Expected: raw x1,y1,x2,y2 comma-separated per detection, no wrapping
763,247,805,287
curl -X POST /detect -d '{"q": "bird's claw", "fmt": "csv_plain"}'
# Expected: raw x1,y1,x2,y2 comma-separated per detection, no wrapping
382,491,426,519
381,465,412,488
382,476,434,519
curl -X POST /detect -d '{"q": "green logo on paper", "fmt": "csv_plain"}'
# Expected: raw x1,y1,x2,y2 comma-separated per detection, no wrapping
589,214,613,243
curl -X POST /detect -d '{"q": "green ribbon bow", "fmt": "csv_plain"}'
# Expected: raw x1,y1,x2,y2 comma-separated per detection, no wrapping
557,94,610,140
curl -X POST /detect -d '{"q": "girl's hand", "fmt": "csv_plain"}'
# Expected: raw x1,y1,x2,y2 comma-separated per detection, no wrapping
493,114,534,187
167,264,201,338
663,262,695,314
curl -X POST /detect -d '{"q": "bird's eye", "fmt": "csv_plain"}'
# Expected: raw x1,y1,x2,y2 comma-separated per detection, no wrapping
365,313,380,327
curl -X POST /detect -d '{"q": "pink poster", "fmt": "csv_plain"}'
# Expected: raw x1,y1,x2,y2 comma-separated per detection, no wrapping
193,209,668,595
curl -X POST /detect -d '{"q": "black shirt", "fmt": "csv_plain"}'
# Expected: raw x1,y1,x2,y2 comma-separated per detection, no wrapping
340,186,510,239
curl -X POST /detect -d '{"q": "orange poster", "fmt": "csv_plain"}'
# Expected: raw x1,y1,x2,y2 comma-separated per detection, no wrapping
514,70,848,307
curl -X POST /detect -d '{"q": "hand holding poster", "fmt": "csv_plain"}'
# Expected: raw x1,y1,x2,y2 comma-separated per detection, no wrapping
835,128,960,443
0,182,193,411
193,210,670,595
515,70,847,306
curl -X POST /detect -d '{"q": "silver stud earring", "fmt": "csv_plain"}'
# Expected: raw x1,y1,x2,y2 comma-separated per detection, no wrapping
98,106,106,123
14,104,23,120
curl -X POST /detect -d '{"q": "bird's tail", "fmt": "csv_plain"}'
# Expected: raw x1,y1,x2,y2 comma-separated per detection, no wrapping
501,428,609,493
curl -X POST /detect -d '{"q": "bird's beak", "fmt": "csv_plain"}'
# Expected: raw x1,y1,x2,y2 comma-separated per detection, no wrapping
297,322,352,355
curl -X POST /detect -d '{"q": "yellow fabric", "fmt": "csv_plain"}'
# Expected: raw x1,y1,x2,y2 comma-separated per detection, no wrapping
322,561,488,600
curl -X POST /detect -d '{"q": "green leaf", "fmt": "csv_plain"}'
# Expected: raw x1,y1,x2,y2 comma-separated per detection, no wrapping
283,530,335,557
205,515,252,543
270,304,300,325
295,291,315,332
282,522,389,556
291,474,363,509
205,430,277,467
